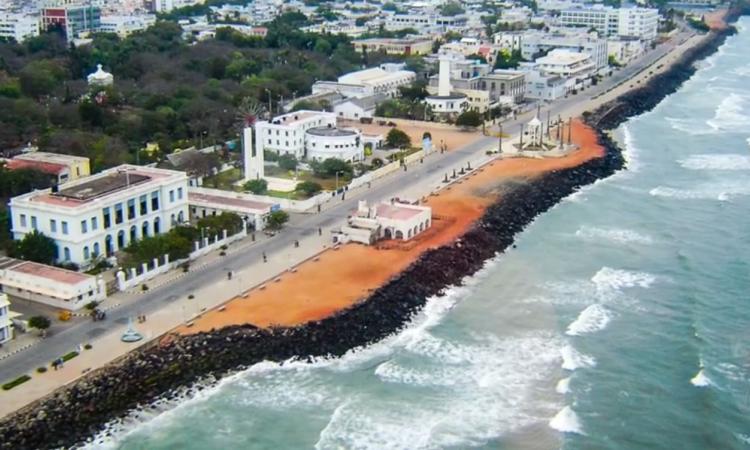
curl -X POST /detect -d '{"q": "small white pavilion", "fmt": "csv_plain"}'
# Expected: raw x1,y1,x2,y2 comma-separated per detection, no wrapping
87,64,114,87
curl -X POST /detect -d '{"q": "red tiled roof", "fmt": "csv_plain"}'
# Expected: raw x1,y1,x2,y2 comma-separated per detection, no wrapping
6,159,66,175
11,261,90,285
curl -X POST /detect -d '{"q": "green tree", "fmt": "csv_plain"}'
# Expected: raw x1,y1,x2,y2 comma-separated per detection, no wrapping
11,230,57,265
196,212,244,236
278,154,298,171
28,315,51,334
438,1,465,16
266,210,289,230
456,110,483,128
312,158,353,178
244,178,268,194
386,128,411,148
296,180,322,196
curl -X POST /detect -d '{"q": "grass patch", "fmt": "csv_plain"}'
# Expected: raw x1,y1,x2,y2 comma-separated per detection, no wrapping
61,351,79,362
2,375,31,390
202,168,243,191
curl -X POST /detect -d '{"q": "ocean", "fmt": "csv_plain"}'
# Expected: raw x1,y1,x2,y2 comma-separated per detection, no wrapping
96,18,750,450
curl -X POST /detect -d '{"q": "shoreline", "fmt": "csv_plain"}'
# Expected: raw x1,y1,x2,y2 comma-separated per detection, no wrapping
0,11,743,449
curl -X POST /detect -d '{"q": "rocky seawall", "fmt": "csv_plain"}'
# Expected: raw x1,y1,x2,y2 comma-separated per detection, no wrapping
0,16,742,450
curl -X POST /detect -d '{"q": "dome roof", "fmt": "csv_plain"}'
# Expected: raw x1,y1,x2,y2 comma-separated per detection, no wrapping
527,116,542,127
87,64,113,86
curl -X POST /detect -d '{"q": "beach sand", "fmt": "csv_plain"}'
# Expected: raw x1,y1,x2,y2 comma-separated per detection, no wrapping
178,120,603,334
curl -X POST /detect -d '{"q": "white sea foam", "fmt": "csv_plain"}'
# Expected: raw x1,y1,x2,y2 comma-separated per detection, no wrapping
690,369,712,387
561,345,596,371
318,330,564,449
556,377,571,394
620,123,641,173
679,154,750,171
591,267,657,291
575,226,653,245
650,180,750,202
549,406,585,435
566,304,612,336
707,93,750,132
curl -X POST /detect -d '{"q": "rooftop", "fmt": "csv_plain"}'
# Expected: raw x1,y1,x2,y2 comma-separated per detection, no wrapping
14,151,89,165
5,159,67,176
189,192,273,213
270,110,331,126
56,171,150,201
0,257,90,285
376,203,424,221
306,127,358,137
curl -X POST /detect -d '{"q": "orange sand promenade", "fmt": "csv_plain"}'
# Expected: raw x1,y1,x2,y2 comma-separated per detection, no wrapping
179,120,604,334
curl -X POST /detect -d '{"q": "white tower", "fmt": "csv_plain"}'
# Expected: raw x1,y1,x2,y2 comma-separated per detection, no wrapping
243,127,263,181
438,56,452,97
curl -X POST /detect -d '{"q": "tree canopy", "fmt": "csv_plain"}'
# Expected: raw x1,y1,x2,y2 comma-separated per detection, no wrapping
386,128,411,148
456,110,484,128
244,178,268,194
10,230,57,265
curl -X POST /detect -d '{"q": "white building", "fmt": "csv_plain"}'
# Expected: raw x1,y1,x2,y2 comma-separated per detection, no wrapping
340,200,432,245
0,256,106,311
306,127,364,162
607,38,646,65
254,110,337,159
425,55,469,116
521,48,596,98
0,11,40,43
188,187,274,231
9,165,189,267
559,6,659,41
332,94,385,120
511,29,609,71
522,69,567,100
87,64,114,87
385,13,467,33
0,293,12,344
312,65,416,99
99,14,156,37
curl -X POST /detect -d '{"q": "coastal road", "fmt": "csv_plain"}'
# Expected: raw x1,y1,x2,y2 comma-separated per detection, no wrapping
0,27,696,385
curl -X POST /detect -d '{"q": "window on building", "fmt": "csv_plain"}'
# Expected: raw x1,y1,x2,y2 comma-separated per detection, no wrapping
30,216,37,230
62,221,69,235
115,203,123,224
19,214,26,228
91,217,98,230
177,187,183,200
83,246,90,260
169,190,174,203
103,208,111,228
50,219,57,233
139,195,147,215
93,242,100,257
63,247,70,261
151,191,159,211
81,220,88,234
127,199,136,220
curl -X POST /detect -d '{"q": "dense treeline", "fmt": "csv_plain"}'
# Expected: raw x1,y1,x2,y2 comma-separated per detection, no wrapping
0,12,380,173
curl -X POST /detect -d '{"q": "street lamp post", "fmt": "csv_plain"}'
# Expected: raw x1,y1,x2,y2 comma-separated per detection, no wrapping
264,88,272,119
335,170,344,191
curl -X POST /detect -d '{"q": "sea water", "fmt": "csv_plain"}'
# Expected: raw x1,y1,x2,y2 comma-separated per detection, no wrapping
97,18,750,450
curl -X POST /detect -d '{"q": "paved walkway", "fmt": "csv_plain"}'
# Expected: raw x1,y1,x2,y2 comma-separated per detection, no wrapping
0,27,701,418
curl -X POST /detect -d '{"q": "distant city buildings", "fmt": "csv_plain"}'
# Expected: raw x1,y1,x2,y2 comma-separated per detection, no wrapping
313,64,416,99
0,11,40,42
352,37,433,56
41,2,101,40
9,165,189,267
99,14,155,37
384,13,467,33
559,6,659,41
